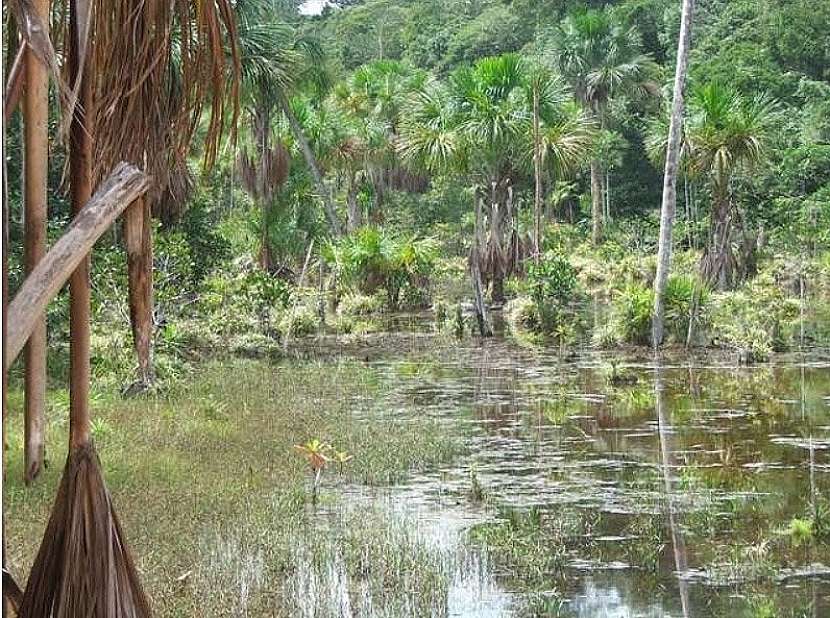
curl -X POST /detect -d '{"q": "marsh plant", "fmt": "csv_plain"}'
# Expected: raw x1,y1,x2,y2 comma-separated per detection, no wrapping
295,439,332,501
284,507,455,618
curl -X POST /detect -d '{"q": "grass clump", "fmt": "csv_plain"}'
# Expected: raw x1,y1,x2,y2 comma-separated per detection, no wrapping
467,506,589,587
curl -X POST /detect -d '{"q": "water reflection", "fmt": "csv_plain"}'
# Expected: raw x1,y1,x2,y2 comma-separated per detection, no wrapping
655,364,691,618
323,330,830,616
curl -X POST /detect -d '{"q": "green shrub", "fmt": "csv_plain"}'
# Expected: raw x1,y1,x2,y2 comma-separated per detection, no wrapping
325,228,439,310
505,296,541,333
709,271,800,361
663,274,710,343
337,292,386,316
278,304,319,338
610,283,654,345
525,252,579,336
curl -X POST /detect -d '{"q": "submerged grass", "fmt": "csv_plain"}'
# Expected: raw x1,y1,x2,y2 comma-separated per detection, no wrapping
4,358,460,616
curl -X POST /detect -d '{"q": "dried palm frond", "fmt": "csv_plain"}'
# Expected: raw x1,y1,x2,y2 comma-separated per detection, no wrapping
154,160,196,227
237,142,289,203
19,443,151,618
73,0,240,203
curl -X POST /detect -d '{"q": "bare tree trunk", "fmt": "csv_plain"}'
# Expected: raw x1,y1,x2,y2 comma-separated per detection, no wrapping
123,196,154,386
277,90,342,236
2,129,9,615
590,160,603,244
652,0,695,348
605,169,611,224
68,0,92,448
533,84,542,262
23,0,49,483
259,203,273,271
471,196,492,337
346,173,361,232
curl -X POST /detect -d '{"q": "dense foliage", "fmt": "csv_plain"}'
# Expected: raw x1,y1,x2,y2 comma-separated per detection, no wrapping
5,0,830,376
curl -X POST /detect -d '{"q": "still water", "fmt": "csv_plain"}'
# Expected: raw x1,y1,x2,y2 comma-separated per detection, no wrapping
304,321,830,617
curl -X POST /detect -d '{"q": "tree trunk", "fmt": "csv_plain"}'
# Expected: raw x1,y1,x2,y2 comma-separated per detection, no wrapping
5,44,26,123
23,0,49,483
6,164,150,369
652,0,695,348
259,201,273,271
700,191,735,290
605,169,611,224
471,196,492,337
68,0,92,448
277,90,342,236
123,196,154,386
590,159,603,244
346,173,361,232
533,84,542,262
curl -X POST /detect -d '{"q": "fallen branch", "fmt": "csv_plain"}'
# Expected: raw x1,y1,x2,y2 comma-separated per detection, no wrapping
5,163,150,371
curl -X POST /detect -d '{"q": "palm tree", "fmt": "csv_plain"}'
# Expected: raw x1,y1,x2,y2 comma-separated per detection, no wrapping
398,79,492,333
550,7,656,244
236,0,342,236
686,83,778,289
452,54,530,304
652,0,696,349
522,65,594,257
333,60,427,224
15,0,239,612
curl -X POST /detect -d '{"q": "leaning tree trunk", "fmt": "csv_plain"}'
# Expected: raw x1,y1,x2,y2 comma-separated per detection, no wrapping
590,159,603,245
532,83,543,262
123,196,154,386
652,0,696,348
277,90,342,236
23,0,49,483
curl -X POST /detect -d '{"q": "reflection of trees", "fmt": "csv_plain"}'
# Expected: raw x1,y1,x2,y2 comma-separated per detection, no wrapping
655,365,692,618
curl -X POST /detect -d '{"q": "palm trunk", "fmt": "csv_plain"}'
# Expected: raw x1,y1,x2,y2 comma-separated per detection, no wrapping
346,172,361,232
254,103,274,271
23,0,49,483
700,189,735,290
532,84,542,262
471,196,492,337
652,0,695,348
590,159,603,244
277,90,342,236
68,1,92,448
605,169,611,223
259,205,273,271
123,196,154,386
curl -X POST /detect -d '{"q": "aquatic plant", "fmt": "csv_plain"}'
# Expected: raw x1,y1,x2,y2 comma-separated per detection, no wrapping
784,517,814,548
294,439,332,500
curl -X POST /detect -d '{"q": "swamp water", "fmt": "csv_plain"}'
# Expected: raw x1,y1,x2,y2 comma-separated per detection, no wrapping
290,321,830,617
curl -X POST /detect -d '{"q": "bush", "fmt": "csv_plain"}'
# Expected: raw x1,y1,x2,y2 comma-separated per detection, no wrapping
525,252,579,335
609,283,653,345
663,275,710,344
277,304,320,338
337,292,386,316
505,296,541,333
325,227,439,310
709,271,800,361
